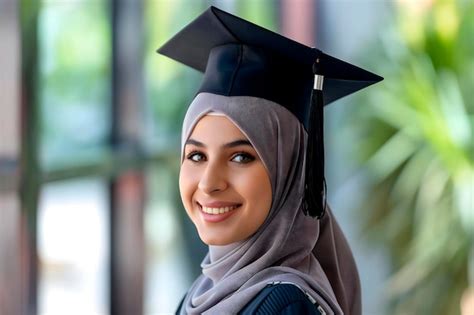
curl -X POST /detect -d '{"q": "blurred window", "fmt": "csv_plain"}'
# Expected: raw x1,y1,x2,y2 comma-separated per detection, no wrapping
144,165,192,314
36,2,111,314
38,178,109,315
38,1,111,171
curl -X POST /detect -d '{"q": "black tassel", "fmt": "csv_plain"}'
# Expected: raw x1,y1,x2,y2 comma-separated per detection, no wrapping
302,60,327,219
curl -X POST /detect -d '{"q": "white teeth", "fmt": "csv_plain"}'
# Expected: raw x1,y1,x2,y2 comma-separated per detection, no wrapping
202,205,238,214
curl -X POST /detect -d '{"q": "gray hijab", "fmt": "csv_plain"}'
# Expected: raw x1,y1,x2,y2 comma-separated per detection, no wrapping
179,92,361,315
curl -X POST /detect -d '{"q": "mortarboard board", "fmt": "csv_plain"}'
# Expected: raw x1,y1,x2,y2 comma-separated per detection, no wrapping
157,6,383,218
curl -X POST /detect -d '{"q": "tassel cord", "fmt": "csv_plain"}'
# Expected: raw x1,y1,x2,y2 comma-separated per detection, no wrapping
303,62,327,219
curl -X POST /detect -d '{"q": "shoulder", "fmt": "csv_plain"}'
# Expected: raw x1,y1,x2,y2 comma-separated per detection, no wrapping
238,283,324,315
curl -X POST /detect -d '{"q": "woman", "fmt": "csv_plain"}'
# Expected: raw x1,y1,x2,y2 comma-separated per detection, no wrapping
158,6,382,315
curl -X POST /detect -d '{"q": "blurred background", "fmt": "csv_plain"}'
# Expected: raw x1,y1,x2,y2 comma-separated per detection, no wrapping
0,0,472,314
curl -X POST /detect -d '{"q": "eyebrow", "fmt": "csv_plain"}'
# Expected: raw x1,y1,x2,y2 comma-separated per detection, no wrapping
185,138,253,148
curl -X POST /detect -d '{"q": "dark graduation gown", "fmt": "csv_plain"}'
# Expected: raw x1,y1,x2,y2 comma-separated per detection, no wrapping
176,283,324,315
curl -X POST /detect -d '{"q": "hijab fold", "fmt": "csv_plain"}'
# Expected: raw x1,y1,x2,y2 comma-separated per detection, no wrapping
180,93,361,315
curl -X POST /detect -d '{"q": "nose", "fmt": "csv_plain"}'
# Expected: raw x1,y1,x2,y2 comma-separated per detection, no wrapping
198,160,228,194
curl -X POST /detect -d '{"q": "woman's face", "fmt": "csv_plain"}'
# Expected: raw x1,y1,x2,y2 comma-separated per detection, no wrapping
179,114,272,245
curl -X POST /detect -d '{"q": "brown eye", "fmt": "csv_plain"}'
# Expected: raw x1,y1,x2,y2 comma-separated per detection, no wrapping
231,152,255,164
187,151,206,162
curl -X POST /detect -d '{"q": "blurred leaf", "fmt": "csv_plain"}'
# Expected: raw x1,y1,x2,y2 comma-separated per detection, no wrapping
348,0,474,314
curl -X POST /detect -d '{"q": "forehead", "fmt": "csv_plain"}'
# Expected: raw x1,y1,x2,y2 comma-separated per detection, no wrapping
188,115,247,142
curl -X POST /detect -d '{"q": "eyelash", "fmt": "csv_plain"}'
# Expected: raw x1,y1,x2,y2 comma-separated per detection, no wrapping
231,152,255,164
185,151,255,164
186,151,205,163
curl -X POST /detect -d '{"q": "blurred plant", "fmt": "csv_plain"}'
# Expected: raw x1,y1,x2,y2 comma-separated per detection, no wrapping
350,0,473,314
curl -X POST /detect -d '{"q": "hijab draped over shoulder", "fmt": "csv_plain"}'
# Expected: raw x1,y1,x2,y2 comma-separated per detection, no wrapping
179,93,361,315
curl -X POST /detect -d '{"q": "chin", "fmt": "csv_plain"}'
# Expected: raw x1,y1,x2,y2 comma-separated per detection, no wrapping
199,233,232,246
198,228,242,245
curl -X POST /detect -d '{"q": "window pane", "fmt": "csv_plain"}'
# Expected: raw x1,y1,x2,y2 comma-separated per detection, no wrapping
38,1,111,170
38,178,109,315
144,165,193,314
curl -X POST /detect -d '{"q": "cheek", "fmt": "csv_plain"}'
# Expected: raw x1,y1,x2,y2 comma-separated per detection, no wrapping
179,164,198,212
237,166,272,217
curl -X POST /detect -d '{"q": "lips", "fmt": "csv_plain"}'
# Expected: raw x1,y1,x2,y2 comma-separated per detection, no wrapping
197,202,241,223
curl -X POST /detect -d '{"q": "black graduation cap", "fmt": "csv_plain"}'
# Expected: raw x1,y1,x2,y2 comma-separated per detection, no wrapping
157,6,383,218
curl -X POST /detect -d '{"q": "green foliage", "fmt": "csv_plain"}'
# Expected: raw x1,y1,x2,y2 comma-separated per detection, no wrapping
351,0,473,314
236,0,277,31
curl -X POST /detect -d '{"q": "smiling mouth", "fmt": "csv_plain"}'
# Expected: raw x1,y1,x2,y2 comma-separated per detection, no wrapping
197,202,241,215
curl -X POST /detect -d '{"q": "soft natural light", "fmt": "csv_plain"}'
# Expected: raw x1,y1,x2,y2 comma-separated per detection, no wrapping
38,178,109,315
